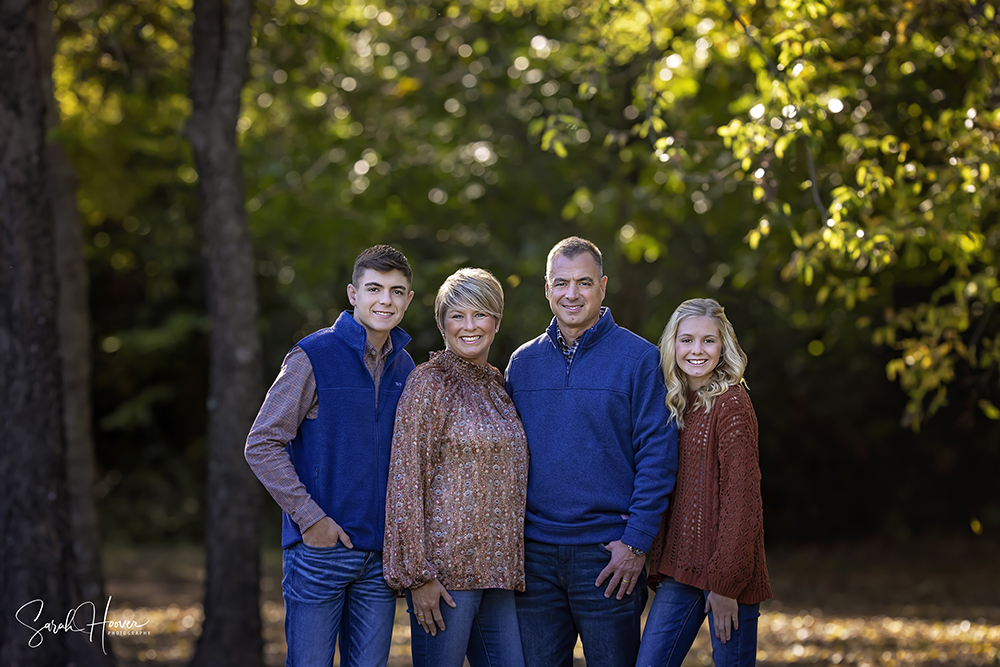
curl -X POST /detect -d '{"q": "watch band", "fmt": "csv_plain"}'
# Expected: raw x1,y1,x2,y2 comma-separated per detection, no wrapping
626,544,646,557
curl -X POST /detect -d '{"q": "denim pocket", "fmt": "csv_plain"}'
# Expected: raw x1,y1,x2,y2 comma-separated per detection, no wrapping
597,542,613,555
300,541,344,555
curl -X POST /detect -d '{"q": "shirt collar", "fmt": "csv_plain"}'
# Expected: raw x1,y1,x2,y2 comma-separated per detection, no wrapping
556,306,609,349
365,336,393,359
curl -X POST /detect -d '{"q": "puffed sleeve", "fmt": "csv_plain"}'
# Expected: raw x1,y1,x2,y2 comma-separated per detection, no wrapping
383,365,448,590
707,389,763,599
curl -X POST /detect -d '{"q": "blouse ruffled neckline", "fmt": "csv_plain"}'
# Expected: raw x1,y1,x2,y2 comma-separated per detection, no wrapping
431,349,500,382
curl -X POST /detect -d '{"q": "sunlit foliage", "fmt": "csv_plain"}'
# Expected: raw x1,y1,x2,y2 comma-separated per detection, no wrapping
530,0,1000,427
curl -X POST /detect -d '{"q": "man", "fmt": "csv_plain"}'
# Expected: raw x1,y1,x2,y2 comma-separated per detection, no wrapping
246,245,416,667
505,236,678,667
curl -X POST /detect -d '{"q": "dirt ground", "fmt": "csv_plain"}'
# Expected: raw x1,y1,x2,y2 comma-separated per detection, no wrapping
101,539,1000,666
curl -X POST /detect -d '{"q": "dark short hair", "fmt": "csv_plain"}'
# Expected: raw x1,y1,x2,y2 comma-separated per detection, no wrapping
352,245,412,286
545,236,603,280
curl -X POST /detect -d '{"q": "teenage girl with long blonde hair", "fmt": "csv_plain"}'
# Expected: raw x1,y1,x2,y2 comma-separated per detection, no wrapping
637,298,771,667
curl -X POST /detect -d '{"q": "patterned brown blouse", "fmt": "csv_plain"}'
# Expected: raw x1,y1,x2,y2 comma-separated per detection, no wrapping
383,350,529,592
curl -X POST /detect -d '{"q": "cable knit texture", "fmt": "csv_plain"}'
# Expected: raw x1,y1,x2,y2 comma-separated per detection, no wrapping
647,385,771,604
383,350,528,592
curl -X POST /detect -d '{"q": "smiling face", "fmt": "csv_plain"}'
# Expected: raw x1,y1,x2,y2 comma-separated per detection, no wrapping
674,316,722,390
440,306,497,366
347,268,413,348
545,252,607,345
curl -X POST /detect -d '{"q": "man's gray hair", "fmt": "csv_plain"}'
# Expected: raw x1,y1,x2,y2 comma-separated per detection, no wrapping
545,236,603,280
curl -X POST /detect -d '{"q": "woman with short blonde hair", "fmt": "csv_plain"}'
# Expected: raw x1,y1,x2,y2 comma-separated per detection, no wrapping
384,268,528,667
434,268,504,331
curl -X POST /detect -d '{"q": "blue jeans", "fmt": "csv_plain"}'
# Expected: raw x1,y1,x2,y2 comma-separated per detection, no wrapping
406,588,524,667
515,540,647,667
282,542,397,667
636,577,760,667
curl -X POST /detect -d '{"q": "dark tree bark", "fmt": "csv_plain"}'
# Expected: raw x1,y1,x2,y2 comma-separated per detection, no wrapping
185,1,264,666
0,1,111,666
37,0,106,608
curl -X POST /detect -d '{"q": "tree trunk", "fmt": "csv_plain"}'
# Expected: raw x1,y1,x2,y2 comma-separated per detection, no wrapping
0,1,110,665
185,1,264,666
37,0,106,608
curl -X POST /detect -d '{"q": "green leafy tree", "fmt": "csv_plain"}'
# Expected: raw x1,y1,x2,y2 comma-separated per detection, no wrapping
527,0,999,428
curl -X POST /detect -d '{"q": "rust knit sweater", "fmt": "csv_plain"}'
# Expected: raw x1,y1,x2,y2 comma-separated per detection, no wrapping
647,385,771,604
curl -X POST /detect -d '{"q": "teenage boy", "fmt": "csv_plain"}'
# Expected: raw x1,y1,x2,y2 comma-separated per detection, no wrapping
246,245,416,667
505,236,678,667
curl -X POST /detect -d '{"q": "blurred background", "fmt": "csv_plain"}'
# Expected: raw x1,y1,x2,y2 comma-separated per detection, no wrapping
58,0,999,548
17,0,1000,664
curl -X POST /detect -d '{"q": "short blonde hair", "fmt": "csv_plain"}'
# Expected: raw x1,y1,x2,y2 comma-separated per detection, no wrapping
658,298,748,428
434,268,504,330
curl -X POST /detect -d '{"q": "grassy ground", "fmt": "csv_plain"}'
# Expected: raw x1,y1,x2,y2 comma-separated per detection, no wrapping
102,539,1000,666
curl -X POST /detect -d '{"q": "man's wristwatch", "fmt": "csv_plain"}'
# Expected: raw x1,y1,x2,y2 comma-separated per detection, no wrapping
625,543,646,557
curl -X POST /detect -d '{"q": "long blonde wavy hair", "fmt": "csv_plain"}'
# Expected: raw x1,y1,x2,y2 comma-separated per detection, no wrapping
658,298,748,429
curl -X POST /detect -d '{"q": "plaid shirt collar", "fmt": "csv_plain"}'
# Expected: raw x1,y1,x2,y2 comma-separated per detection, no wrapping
555,307,608,363
365,336,393,361
556,329,581,363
